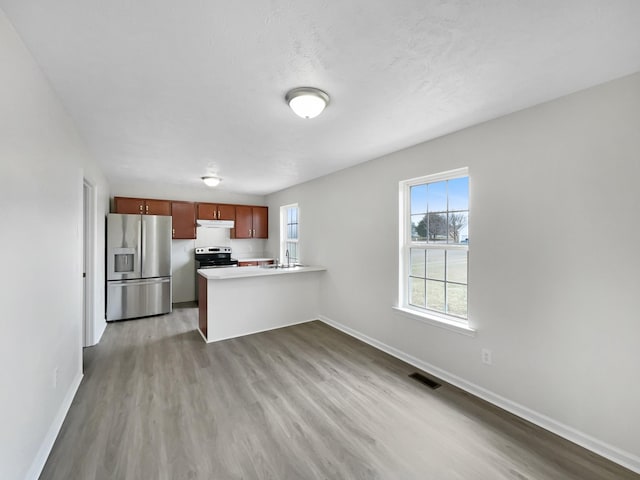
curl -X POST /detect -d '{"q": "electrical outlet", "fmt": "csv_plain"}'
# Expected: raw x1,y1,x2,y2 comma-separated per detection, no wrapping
481,348,492,365
53,367,59,388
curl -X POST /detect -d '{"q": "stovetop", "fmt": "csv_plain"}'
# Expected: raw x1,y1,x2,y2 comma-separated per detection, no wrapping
195,245,237,268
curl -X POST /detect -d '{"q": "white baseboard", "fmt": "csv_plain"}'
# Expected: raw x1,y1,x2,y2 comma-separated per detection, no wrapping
93,318,106,345
203,318,318,343
317,315,640,474
25,371,83,480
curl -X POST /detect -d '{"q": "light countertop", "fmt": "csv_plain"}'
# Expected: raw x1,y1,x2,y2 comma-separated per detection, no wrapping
198,265,326,280
236,257,274,263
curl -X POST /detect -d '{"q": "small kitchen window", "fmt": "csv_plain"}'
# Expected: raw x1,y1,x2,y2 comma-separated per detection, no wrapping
397,168,473,334
280,204,299,264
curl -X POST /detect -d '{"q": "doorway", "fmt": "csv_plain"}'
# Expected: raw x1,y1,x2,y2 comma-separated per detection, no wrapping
82,179,95,348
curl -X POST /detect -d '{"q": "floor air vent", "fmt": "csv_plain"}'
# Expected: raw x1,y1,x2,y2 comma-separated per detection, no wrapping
409,372,441,390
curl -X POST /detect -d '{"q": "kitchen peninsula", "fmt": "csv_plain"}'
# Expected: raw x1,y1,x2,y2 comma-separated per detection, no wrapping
197,265,327,342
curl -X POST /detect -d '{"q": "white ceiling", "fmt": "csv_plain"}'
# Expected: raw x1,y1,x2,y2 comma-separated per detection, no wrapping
2,1,640,195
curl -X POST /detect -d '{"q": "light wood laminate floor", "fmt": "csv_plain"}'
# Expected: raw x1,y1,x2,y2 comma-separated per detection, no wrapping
41,305,638,479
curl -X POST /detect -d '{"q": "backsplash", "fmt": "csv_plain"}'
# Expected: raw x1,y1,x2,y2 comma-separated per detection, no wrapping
194,227,231,247
171,227,271,303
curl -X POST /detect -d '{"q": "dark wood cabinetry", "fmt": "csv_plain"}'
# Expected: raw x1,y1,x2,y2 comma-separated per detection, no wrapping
171,201,196,239
114,197,171,216
235,206,268,238
238,259,274,267
113,197,267,239
253,206,268,238
197,203,235,221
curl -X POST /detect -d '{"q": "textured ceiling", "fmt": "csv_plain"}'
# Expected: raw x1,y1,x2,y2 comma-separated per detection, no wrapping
2,1,640,195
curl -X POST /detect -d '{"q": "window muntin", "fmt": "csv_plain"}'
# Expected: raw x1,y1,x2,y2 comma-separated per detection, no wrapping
402,169,469,322
281,204,299,264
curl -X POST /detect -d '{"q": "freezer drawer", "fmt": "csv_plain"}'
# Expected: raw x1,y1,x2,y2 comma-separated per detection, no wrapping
107,277,172,321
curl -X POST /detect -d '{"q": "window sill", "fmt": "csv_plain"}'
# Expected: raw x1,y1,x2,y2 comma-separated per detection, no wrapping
392,306,477,337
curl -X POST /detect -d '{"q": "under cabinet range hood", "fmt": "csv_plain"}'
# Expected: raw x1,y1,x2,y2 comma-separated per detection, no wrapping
196,219,235,228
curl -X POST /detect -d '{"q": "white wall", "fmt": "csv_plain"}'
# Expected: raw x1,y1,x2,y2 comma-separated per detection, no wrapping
266,72,640,471
0,9,109,480
111,180,268,302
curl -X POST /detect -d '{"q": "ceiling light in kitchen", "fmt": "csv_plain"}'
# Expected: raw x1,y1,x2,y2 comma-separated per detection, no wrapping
202,176,221,187
285,87,329,119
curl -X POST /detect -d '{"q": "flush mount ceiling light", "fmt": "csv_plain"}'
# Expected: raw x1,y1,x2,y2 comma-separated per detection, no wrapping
202,176,221,187
285,87,330,119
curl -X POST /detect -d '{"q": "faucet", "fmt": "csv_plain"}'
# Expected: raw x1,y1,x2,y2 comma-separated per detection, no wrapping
285,249,290,267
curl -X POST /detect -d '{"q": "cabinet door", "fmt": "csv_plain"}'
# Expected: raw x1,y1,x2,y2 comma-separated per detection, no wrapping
171,201,196,239
217,204,236,221
234,206,253,238
145,199,171,216
252,207,268,238
197,203,217,220
114,197,145,214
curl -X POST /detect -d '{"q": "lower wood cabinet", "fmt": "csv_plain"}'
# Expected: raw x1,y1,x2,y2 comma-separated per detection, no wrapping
237,260,273,267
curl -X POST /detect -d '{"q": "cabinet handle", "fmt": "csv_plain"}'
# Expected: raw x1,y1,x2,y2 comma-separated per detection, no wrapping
252,229,255,236
139,205,143,212
249,229,252,236
172,228,175,237
218,210,221,219
145,205,149,213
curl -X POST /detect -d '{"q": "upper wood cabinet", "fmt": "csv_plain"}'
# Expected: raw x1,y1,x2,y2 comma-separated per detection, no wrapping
253,206,268,238
114,197,171,216
235,206,268,238
113,196,267,239
171,201,196,239
197,203,235,221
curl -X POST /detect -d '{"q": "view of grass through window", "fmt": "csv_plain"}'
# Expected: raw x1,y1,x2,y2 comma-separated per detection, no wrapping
408,176,469,319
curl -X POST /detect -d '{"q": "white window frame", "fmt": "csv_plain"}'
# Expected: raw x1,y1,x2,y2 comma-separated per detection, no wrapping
280,203,299,264
395,167,476,336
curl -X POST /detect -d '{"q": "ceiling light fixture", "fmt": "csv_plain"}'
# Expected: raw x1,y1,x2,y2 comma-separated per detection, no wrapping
202,176,221,187
285,87,330,119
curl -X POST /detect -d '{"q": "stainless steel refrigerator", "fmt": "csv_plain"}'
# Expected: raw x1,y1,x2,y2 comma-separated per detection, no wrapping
106,213,172,321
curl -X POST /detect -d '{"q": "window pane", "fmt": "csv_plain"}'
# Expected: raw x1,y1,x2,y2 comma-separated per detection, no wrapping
426,280,445,312
447,250,468,284
411,214,427,241
427,181,447,212
409,277,425,307
289,224,298,240
448,177,469,211
292,207,297,223
448,211,468,244
410,184,427,215
426,250,445,280
410,249,425,277
447,283,467,318
427,212,447,243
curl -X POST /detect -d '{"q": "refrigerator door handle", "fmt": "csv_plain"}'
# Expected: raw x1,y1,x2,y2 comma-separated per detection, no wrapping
108,278,171,287
139,214,145,273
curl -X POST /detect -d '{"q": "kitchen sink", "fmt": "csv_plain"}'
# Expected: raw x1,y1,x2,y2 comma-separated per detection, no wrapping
261,263,307,269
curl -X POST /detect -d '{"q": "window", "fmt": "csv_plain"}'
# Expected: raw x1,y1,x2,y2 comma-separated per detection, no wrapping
399,168,469,327
280,204,299,264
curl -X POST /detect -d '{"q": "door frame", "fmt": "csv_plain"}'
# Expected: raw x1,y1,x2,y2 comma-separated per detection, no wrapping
83,178,95,347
